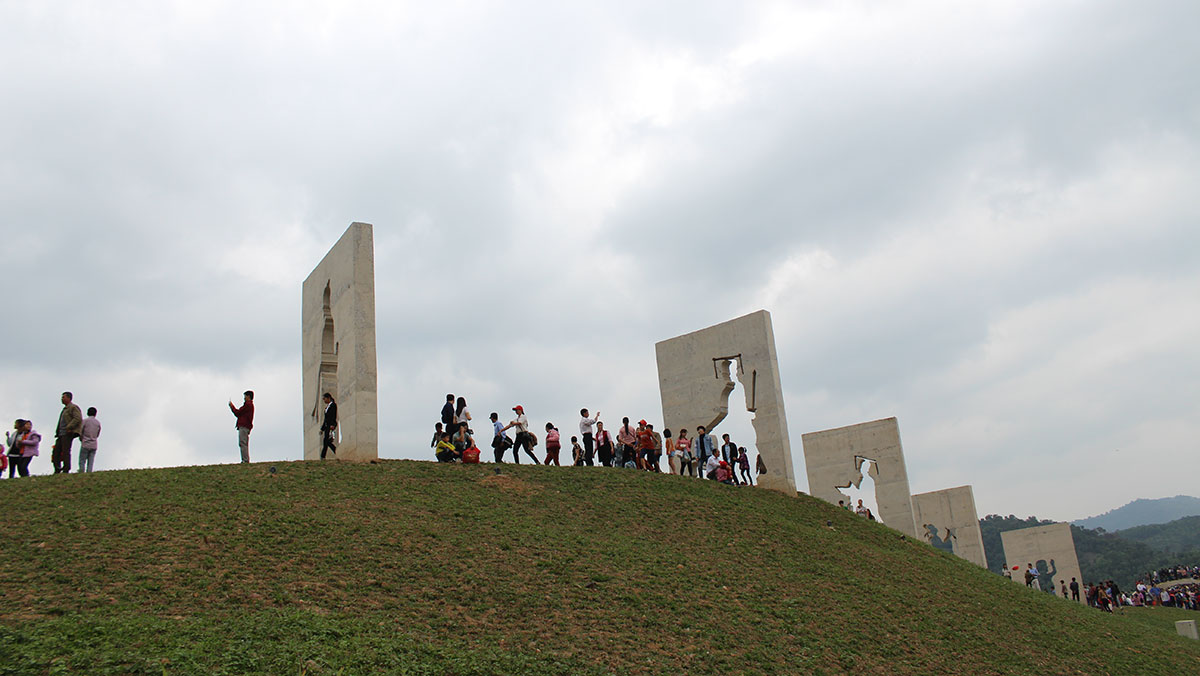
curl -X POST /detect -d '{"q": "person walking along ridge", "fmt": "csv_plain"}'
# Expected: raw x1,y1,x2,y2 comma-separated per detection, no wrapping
52,391,82,474
321,393,338,459
229,390,254,463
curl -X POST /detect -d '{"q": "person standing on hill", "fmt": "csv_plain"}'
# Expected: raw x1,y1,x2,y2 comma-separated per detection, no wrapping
737,447,752,485
675,428,693,477
455,397,472,432
543,423,561,466
229,390,254,463
321,393,338,459
1070,577,1080,602
692,425,715,479
616,417,636,468
7,419,40,478
595,421,613,467
635,420,654,470
52,391,82,474
578,408,599,466
648,423,662,472
441,394,456,437
663,428,676,474
78,407,102,472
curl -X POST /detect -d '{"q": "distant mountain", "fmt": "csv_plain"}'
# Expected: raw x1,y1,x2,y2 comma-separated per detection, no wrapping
1072,495,1200,531
1114,515,1200,556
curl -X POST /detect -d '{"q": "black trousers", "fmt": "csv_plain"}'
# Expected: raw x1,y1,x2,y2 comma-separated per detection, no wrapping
580,432,595,466
8,456,31,478
598,442,612,467
321,427,337,458
51,435,74,473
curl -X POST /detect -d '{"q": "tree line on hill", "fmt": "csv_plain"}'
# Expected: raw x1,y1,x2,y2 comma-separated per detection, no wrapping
978,514,1200,588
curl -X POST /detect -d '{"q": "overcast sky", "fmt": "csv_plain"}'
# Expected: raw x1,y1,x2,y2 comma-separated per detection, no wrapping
2,1,1197,523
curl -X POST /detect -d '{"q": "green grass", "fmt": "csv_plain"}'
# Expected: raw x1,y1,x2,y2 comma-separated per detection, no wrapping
1,460,1199,675
1120,606,1200,636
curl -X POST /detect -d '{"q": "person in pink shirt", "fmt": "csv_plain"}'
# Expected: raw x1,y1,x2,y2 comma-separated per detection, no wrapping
543,423,561,466
675,428,694,477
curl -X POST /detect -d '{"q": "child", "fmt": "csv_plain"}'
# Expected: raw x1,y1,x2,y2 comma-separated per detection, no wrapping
544,423,561,466
435,432,459,463
737,446,752,485
716,461,737,485
571,436,583,466
431,422,444,451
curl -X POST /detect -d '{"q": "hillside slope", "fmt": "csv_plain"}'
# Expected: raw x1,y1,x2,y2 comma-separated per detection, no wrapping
1073,495,1200,531
1,461,1198,675
1115,515,1200,557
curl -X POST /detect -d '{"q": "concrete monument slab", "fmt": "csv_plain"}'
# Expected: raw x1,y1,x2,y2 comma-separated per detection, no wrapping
801,418,918,538
302,222,379,461
655,310,796,494
911,485,987,567
1176,620,1199,640
1000,523,1083,602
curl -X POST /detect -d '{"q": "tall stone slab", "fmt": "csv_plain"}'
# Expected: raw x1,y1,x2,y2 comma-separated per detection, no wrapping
801,418,918,537
655,310,797,494
911,485,987,567
302,222,379,461
1000,523,1083,602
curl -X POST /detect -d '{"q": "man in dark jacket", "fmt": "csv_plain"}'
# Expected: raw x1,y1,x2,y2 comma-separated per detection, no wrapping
229,391,255,463
321,393,338,459
52,391,83,474
441,394,456,436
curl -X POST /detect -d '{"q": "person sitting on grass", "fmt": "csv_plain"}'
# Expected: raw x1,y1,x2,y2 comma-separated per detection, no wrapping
715,460,737,485
452,424,474,453
570,436,583,465
435,432,459,463
705,449,721,480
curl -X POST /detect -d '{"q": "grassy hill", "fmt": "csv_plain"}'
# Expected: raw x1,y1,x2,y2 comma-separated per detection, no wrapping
1,461,1198,675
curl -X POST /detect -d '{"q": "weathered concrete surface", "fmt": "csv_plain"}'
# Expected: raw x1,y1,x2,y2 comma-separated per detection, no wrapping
655,310,796,494
1001,523,1083,602
1176,620,1199,640
302,222,378,461
911,485,987,567
801,418,918,537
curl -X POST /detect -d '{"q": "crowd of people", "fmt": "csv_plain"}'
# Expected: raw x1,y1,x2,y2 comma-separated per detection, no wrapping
4,392,103,478
1011,559,1200,613
1144,564,1200,585
430,395,767,485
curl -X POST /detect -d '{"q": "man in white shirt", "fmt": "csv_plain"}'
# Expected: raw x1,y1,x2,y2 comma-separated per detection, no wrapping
578,408,599,466
705,451,721,479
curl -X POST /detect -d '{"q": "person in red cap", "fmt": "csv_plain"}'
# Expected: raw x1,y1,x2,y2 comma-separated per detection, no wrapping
635,421,654,470
501,405,538,464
